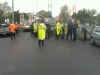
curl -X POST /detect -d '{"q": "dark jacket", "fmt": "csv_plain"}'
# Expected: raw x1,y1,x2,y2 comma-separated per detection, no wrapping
45,23,51,31
68,23,73,30
30,23,34,31
72,23,78,32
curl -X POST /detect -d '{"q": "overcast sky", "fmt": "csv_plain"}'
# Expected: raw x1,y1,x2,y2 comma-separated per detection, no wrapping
0,0,100,17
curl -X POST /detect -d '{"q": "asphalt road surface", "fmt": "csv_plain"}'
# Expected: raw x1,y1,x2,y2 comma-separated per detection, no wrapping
0,32,100,75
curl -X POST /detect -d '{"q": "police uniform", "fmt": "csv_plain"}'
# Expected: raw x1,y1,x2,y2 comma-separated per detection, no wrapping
72,23,78,41
33,22,38,37
83,23,88,42
55,22,61,39
66,22,73,40
38,23,46,46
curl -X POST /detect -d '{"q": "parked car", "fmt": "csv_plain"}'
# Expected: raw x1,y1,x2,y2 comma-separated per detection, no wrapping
90,25,100,45
0,23,10,37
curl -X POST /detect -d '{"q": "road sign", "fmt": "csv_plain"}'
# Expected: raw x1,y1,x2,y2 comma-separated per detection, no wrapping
76,20,80,24
2,14,9,17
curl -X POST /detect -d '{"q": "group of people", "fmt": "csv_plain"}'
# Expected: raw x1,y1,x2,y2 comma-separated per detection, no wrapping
30,20,80,46
9,20,88,45
55,20,78,41
9,22,19,40
30,21,51,46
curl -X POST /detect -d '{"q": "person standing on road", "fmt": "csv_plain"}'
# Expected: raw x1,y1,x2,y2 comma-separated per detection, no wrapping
83,23,89,42
30,22,34,36
45,22,51,39
61,23,65,39
55,21,61,39
9,22,16,40
33,21,38,38
66,20,73,40
15,22,19,34
72,22,78,41
38,21,46,46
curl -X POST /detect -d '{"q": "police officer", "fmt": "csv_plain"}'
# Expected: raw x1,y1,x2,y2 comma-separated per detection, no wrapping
33,21,38,37
61,23,65,39
83,23,89,42
66,20,73,40
45,22,51,39
55,21,61,39
72,22,78,41
30,22,34,36
38,21,46,46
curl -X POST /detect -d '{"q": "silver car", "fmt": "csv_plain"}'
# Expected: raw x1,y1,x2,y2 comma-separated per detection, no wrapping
90,25,100,45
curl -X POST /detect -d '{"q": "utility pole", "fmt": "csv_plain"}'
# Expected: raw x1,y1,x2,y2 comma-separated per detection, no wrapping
75,4,76,21
48,0,52,17
12,0,14,23
35,0,38,21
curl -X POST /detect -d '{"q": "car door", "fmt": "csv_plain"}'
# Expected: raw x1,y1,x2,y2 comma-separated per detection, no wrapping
0,25,4,33
4,24,10,33
94,27,100,43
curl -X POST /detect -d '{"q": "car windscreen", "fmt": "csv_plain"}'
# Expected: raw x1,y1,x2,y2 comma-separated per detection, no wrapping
0,24,8,28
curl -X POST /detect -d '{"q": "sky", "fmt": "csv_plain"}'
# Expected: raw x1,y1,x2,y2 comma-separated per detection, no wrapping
0,0,100,17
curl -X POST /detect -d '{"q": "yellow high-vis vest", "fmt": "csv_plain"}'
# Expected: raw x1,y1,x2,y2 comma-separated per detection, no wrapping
55,22,61,35
38,23,46,40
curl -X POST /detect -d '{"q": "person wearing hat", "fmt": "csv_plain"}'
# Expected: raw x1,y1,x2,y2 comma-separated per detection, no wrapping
38,21,46,46
66,20,73,40
9,22,16,40
15,22,19,34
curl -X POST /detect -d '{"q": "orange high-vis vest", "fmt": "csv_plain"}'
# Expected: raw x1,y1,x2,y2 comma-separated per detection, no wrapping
9,24,16,33
15,24,19,29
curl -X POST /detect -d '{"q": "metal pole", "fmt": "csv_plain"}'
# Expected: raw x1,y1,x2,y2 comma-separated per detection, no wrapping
75,4,76,22
35,0,38,21
12,0,14,22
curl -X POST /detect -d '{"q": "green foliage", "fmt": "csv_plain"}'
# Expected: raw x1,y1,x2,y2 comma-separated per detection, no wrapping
96,13,100,23
24,13,29,20
59,5,70,23
8,10,29,23
36,10,52,22
72,9,97,24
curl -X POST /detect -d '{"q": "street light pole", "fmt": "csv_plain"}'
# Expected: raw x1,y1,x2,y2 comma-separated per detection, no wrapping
35,0,38,21
12,0,14,23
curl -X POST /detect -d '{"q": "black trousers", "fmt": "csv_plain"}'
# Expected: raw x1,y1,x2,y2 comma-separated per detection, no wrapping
66,29,72,40
61,34,65,39
10,32,15,40
38,40,44,46
55,35,60,39
84,30,87,42
46,31,50,38
15,29,19,34
73,32,76,41
34,32,37,37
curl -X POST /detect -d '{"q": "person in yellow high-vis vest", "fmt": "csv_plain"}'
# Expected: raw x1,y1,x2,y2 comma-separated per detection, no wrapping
33,21,38,37
55,21,61,39
38,21,46,46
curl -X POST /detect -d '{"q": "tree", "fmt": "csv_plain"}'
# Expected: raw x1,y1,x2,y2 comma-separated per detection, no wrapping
8,10,29,23
96,13,100,23
0,9,4,23
2,2,11,13
74,9,97,24
59,5,70,23
36,10,51,22
8,10,20,23
24,13,29,20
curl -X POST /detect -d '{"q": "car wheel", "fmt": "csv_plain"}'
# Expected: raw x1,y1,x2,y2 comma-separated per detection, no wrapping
1,34,4,37
90,37,95,45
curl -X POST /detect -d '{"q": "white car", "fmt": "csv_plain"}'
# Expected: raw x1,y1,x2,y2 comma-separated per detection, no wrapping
90,25,100,45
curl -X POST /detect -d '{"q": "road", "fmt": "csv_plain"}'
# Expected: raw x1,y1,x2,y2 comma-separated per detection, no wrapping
0,32,100,75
